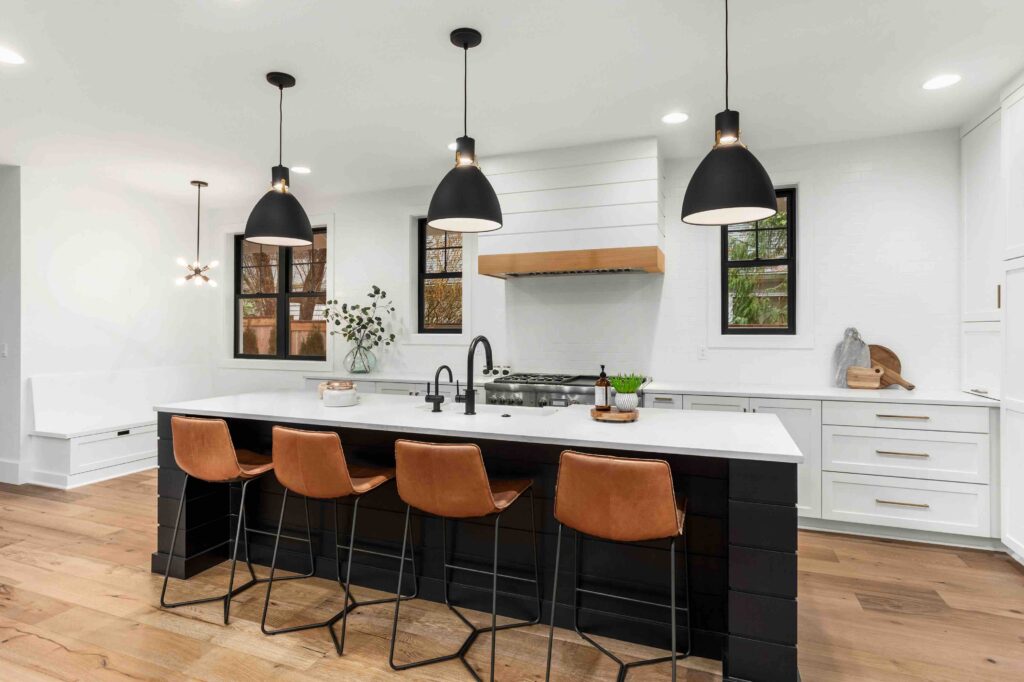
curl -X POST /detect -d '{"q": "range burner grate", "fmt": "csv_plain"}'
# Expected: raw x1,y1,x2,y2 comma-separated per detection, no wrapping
492,373,578,385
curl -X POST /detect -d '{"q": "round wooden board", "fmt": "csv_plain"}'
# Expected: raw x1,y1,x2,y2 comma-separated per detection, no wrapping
591,407,639,422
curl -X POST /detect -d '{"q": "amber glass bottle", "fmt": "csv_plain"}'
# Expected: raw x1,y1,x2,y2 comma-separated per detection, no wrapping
594,365,611,411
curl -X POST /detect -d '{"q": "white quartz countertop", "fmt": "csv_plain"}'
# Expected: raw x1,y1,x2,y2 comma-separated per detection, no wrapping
642,382,998,407
155,390,803,464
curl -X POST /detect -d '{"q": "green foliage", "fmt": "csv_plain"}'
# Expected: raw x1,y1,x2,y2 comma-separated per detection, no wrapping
725,210,790,329
323,285,397,355
608,373,646,394
299,329,326,356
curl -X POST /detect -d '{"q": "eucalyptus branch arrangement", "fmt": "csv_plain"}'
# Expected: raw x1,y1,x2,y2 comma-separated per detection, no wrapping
323,285,396,373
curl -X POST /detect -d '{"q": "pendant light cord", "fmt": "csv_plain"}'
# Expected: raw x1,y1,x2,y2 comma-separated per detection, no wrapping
724,0,730,110
278,86,284,166
463,45,468,137
195,183,201,263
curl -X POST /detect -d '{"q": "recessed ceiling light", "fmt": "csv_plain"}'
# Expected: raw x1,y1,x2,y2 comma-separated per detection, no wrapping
292,166,311,174
661,111,689,124
447,142,458,151
922,74,961,90
0,46,25,65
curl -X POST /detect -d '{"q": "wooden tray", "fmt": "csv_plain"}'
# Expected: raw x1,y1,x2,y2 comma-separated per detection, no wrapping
591,407,639,422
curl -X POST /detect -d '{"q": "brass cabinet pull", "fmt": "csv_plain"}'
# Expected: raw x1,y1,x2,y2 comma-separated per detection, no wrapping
998,283,1002,309
876,449,930,458
653,397,674,402
876,498,930,509
875,414,930,420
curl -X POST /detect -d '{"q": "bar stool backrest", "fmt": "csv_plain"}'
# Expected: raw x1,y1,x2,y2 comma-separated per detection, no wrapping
170,415,245,482
555,450,682,542
272,426,355,499
395,439,497,518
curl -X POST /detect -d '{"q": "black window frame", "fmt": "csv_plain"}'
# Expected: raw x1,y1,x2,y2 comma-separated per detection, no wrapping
720,188,797,335
233,227,328,360
416,217,463,335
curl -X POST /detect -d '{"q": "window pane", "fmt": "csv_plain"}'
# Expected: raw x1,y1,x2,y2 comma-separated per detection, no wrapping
241,241,279,294
292,232,327,264
289,295,327,356
290,260,327,292
239,299,277,355
758,229,788,259
425,247,463,274
425,225,463,250
421,278,462,331
727,231,756,261
758,196,789,229
726,265,789,331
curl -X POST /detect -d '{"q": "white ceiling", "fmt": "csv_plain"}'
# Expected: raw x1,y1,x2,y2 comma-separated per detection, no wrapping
2,0,1023,210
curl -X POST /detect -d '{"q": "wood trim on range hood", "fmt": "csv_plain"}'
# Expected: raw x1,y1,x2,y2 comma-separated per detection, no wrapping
478,246,665,279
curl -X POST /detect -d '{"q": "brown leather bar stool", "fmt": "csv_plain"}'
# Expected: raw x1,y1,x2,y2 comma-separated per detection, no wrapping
260,426,417,655
160,415,314,624
388,439,542,682
545,450,691,682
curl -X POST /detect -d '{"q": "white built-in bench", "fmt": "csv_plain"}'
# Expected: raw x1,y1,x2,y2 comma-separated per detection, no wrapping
28,366,213,488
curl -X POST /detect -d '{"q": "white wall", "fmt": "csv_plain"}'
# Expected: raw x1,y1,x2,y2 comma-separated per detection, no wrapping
0,166,20,481
10,166,212,482
504,129,962,388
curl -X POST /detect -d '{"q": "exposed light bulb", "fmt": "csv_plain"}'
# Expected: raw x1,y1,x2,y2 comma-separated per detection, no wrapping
208,260,219,269
194,278,203,286
209,279,218,288
175,277,186,286
458,156,475,166
176,257,188,267
719,133,738,145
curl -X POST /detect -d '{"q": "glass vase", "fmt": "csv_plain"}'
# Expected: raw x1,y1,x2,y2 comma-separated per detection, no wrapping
344,346,376,374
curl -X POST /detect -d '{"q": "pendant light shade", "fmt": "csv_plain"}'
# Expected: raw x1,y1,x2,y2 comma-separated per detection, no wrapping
427,28,502,233
681,0,777,226
245,72,313,246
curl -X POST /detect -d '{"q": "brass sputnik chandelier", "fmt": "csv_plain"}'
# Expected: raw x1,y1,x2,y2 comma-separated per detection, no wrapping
176,180,219,287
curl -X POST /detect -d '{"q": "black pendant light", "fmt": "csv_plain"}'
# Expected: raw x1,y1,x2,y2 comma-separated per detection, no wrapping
244,72,313,246
681,0,777,226
427,28,502,234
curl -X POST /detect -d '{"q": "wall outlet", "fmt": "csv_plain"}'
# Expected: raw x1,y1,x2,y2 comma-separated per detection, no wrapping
698,344,708,360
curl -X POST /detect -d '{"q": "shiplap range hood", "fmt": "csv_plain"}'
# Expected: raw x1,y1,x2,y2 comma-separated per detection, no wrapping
477,138,666,278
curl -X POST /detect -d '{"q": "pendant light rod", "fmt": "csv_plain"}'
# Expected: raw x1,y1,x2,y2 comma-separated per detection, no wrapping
724,0,729,110
463,44,468,137
278,85,284,166
190,180,208,263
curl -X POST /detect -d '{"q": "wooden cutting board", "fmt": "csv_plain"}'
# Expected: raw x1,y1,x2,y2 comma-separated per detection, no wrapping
869,345,916,390
591,407,638,422
846,366,883,389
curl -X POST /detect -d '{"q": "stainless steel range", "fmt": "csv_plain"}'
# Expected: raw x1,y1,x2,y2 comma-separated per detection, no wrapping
483,373,599,407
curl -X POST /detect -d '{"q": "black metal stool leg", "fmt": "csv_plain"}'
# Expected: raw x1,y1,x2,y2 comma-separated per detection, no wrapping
259,488,289,635
159,474,189,608
544,522,564,682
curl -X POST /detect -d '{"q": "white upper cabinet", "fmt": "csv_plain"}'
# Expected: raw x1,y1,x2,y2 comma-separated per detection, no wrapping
1001,259,1024,556
961,110,1004,320
1002,81,1024,261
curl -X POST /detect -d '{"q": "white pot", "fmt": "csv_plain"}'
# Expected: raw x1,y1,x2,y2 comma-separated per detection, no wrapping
615,392,639,412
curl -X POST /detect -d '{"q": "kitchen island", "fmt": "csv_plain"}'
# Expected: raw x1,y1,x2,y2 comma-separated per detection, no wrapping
152,390,802,682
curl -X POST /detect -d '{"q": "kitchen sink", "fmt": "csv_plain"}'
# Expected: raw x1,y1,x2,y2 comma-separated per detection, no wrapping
415,404,559,417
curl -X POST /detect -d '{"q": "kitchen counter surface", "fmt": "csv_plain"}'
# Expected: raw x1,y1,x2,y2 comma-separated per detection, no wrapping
642,381,998,407
156,389,802,463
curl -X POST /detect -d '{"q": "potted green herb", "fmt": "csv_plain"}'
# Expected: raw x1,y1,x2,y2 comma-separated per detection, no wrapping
609,373,646,412
323,285,396,374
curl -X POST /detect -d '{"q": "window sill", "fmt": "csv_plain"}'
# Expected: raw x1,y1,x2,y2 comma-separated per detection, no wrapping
405,333,470,346
219,358,331,372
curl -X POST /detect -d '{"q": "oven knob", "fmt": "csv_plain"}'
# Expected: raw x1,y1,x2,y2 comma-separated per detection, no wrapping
487,395,496,404
499,396,509,405
514,396,523,405
569,398,578,406
538,398,548,407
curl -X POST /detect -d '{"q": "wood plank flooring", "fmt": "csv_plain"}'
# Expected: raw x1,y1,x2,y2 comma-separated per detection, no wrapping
0,470,1020,681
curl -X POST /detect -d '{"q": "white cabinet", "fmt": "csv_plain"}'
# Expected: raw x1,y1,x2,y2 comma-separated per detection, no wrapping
961,322,1002,399
1003,85,1024,261
376,382,420,396
1001,259,1024,557
961,110,1004,320
750,398,822,519
683,395,749,412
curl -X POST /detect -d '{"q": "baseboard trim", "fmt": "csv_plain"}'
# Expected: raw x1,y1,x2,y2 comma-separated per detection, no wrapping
32,457,158,490
0,458,20,485
799,517,1004,551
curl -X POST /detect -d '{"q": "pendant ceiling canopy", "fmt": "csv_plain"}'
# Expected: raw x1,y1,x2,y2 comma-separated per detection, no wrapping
244,72,314,246
681,0,777,226
427,28,502,234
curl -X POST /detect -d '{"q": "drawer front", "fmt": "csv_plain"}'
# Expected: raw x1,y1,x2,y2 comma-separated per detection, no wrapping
822,472,990,536
70,426,157,474
644,392,682,409
684,394,750,412
822,400,990,433
376,382,418,396
823,426,990,483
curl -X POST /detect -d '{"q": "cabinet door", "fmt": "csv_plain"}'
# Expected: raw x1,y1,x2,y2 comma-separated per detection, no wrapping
1001,260,1024,556
683,395,750,412
751,398,823,519
961,322,1002,399
1003,90,1024,260
962,111,1004,320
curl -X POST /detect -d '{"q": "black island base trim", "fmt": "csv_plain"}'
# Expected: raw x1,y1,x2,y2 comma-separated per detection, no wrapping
151,412,799,681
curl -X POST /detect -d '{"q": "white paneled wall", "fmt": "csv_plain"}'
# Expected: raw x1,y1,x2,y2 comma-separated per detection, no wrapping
0,167,20,482
479,138,663,255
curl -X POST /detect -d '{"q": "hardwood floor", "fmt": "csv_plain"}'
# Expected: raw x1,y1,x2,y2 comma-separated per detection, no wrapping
0,471,1020,681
